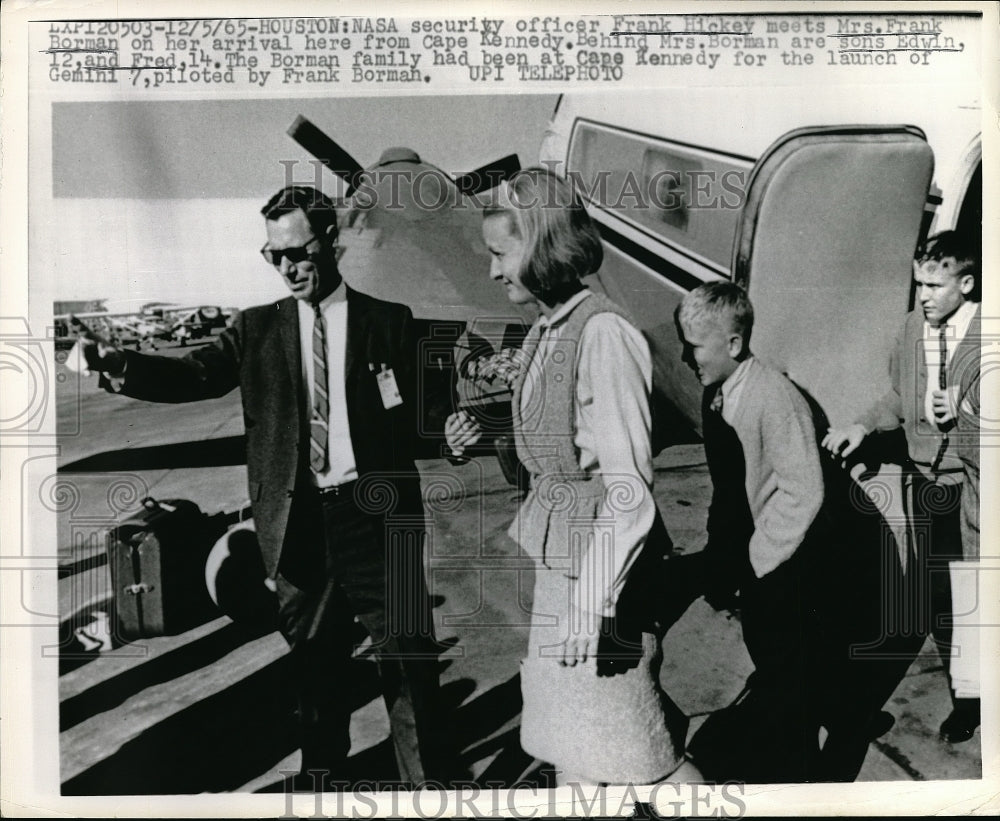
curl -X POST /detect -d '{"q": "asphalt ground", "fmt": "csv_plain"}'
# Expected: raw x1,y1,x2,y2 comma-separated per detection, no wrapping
53,339,982,794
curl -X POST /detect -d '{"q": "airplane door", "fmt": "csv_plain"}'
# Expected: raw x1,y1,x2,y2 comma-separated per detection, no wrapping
732,126,933,428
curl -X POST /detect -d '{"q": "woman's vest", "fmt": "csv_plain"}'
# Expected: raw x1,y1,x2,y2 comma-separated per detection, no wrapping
508,292,636,565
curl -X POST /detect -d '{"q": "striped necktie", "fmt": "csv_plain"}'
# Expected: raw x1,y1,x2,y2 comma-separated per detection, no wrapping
931,322,949,472
938,322,948,390
310,304,329,473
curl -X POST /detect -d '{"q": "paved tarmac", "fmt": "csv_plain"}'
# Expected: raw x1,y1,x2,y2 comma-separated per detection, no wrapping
53,339,982,794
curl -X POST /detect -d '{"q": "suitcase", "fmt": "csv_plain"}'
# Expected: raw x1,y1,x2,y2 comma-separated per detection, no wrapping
108,496,233,640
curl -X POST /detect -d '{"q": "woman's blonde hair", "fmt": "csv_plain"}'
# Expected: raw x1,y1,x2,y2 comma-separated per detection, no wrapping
484,167,603,305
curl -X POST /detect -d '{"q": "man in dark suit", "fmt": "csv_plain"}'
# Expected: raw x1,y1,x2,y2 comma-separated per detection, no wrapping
74,186,452,787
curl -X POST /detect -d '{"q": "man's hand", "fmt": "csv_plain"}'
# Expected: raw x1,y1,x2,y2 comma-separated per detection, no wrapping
67,315,126,376
444,410,482,457
821,423,867,460
560,607,600,667
932,387,959,428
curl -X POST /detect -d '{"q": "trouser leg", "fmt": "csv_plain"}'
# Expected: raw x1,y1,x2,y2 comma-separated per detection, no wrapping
329,499,452,786
913,478,966,701
362,632,449,785
739,555,818,783
352,557,450,785
930,499,960,689
912,477,981,739
275,571,356,781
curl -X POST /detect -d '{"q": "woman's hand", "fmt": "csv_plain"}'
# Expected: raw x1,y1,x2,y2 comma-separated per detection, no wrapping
560,608,601,667
445,410,482,457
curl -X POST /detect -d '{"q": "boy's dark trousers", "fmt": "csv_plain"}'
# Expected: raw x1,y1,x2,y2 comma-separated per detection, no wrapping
681,540,821,783
682,399,820,783
738,551,820,782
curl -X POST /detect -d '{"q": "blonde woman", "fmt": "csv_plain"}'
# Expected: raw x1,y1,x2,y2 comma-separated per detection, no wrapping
447,168,699,786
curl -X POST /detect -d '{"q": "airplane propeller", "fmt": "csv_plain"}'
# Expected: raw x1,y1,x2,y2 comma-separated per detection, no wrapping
287,115,520,198
287,115,366,195
452,154,521,196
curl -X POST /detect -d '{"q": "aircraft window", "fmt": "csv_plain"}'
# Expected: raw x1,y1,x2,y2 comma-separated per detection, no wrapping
567,121,751,273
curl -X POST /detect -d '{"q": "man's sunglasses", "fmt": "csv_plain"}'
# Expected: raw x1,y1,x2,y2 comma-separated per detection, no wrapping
260,236,320,267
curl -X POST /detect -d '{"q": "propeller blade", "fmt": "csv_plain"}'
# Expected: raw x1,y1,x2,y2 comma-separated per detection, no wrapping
287,115,365,195
453,154,521,196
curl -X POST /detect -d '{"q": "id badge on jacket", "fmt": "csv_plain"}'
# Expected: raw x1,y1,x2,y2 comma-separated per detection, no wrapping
373,363,403,409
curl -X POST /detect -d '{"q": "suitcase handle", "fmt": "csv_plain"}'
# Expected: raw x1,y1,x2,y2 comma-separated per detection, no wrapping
141,496,177,513
216,502,253,528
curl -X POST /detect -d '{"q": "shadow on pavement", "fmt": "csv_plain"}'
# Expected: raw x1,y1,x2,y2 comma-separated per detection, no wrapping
60,621,274,731
60,435,247,472
61,657,299,795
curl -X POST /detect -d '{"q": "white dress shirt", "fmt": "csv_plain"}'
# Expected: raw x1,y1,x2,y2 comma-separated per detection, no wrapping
297,284,358,487
719,355,754,425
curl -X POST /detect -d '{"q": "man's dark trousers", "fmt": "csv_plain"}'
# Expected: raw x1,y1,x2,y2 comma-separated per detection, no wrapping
275,484,448,786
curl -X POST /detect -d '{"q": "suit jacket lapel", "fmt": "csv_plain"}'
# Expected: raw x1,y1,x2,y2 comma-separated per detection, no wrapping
278,297,303,408
954,304,982,393
345,286,366,389
913,313,927,410
957,304,982,367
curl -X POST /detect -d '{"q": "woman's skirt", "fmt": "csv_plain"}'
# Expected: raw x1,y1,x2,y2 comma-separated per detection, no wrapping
519,562,688,784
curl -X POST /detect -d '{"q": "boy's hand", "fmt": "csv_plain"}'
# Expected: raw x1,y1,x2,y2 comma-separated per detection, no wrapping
67,315,127,376
932,387,959,428
821,423,867,460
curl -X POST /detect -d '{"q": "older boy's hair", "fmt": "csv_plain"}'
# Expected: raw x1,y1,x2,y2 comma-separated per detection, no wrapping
679,281,755,342
915,230,980,302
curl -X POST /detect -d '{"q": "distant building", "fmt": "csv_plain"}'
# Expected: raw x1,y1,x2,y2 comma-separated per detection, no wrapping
54,299,106,315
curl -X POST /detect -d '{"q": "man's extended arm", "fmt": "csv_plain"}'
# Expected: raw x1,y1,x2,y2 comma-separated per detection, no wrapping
74,312,245,403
